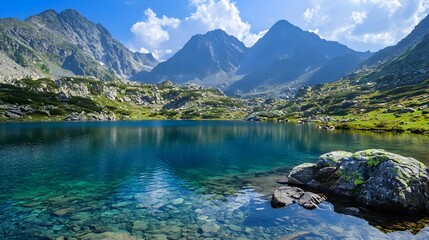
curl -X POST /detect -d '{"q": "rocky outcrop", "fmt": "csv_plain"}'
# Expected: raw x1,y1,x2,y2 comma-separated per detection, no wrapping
0,104,50,119
279,149,429,214
0,9,158,81
0,77,250,122
64,111,116,121
271,186,325,209
0,53,39,83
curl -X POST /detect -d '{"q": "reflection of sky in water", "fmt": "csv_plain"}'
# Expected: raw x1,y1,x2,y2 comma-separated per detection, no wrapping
1,121,429,239
111,166,428,239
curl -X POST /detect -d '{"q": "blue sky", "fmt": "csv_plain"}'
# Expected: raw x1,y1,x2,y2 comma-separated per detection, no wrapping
1,0,428,60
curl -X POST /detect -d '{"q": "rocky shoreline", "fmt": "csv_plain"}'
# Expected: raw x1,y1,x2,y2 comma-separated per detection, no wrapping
272,149,429,215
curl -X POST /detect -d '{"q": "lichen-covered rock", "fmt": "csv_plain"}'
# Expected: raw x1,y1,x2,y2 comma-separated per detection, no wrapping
288,163,318,185
281,149,429,214
316,151,352,168
352,150,429,212
271,186,325,209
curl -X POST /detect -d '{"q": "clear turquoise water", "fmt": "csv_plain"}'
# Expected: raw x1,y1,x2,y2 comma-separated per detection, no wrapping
1,121,429,239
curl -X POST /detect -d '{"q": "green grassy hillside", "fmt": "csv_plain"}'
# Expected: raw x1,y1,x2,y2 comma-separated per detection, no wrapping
256,77,429,134
0,78,249,121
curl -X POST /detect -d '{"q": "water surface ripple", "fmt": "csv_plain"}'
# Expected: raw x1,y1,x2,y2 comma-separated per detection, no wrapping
1,121,428,239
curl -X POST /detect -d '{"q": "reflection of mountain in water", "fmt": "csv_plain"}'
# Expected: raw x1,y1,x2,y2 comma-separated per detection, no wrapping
2,121,429,191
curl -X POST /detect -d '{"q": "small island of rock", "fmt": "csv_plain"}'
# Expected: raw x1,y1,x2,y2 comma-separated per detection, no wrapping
273,149,429,214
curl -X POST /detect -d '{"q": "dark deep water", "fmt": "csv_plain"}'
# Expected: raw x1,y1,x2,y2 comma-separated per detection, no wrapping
1,121,429,239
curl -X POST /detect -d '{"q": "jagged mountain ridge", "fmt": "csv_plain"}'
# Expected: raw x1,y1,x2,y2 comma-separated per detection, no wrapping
132,29,248,87
362,14,429,67
133,20,371,96
238,20,367,74
0,9,158,81
227,20,371,94
26,9,158,76
362,33,429,89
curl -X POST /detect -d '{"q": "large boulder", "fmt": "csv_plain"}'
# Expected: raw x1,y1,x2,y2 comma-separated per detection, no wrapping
279,149,429,214
316,151,352,168
287,163,318,185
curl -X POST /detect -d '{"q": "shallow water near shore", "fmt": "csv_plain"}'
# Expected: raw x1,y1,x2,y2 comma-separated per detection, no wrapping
1,120,429,239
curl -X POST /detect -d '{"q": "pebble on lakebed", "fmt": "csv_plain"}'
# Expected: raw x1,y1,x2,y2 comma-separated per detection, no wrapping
273,149,429,214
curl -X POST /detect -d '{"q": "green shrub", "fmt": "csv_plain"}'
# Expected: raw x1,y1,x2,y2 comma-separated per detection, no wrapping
14,51,27,67
50,108,67,116
374,120,388,128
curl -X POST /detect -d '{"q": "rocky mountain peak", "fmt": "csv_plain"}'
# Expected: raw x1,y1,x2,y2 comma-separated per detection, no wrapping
270,19,301,34
228,19,371,94
187,29,247,54
61,8,80,16
36,9,58,17
0,9,158,80
132,29,247,84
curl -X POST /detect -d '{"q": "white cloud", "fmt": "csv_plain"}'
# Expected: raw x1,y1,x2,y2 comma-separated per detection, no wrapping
304,7,319,22
129,0,429,60
242,29,269,47
351,11,367,24
129,0,267,60
302,0,429,51
130,8,180,56
372,0,403,15
309,28,320,34
138,47,150,54
188,0,250,40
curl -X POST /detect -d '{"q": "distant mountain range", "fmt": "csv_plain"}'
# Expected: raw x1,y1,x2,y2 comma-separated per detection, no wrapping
0,9,428,97
362,14,429,68
131,29,248,88
228,20,371,95
362,33,429,89
335,13,429,90
133,20,372,96
0,9,158,81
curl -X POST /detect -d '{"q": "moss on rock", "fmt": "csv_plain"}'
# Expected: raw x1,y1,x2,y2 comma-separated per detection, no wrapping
281,149,429,214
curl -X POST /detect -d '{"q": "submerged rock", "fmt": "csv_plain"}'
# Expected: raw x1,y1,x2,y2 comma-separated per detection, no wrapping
132,220,149,231
53,208,75,216
271,186,325,209
280,149,429,214
172,198,184,205
80,231,139,240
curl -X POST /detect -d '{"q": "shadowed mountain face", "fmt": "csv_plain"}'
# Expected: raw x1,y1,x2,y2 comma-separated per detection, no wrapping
347,14,429,90
362,33,429,89
133,20,371,96
227,20,371,94
0,9,158,81
131,29,248,86
362,15,429,67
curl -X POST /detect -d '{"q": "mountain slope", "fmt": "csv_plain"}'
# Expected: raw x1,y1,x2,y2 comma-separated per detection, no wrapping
0,9,158,81
228,20,371,94
362,33,429,88
0,77,249,121
0,51,36,82
259,22,429,132
132,29,248,86
0,18,82,78
26,9,158,76
362,14,429,67
133,21,369,96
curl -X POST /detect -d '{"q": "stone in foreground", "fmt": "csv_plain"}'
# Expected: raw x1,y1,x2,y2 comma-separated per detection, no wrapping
281,149,429,214
271,186,325,209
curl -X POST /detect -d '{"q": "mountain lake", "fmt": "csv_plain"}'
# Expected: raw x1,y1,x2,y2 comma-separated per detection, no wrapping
1,120,429,239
